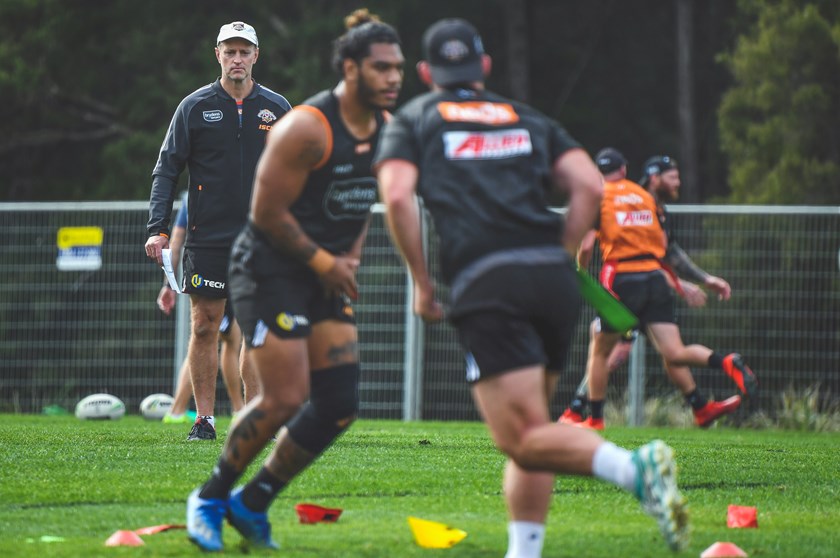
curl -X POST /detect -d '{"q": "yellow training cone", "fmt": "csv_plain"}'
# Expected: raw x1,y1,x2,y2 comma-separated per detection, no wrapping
407,516,467,549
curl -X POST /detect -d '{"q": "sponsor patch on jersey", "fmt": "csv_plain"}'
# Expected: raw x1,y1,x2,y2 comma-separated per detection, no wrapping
257,108,277,124
614,193,645,205
615,210,654,226
437,101,519,124
324,177,378,220
203,110,223,122
443,129,532,160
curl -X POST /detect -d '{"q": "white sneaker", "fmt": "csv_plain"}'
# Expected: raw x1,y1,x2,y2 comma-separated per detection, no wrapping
632,440,690,551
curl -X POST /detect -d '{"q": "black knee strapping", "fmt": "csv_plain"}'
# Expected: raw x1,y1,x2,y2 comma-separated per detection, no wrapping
286,363,360,455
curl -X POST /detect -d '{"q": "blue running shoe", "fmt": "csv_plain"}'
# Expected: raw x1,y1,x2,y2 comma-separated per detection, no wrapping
227,487,279,550
187,488,227,552
632,440,690,551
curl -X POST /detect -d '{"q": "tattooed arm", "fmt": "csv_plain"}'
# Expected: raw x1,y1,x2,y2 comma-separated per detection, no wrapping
250,108,360,299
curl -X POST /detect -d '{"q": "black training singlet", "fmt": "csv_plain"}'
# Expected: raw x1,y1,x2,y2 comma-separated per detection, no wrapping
290,90,386,254
374,87,580,284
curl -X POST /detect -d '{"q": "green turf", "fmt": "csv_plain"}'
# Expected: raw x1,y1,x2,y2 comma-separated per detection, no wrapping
0,416,838,557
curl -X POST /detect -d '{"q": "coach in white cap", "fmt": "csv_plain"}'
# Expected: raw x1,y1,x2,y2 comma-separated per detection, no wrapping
217,21,259,46
145,19,290,444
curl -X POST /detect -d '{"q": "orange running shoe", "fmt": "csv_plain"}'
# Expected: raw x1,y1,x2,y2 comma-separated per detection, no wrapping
572,416,605,431
693,395,741,428
558,408,585,424
722,354,757,398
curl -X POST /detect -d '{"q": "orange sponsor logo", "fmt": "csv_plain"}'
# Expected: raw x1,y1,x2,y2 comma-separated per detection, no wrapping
437,102,519,125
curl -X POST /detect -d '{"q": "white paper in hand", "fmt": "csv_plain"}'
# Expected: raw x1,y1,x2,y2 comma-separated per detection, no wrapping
161,248,182,293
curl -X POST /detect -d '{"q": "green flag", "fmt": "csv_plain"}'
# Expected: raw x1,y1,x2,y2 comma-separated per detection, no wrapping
576,268,638,333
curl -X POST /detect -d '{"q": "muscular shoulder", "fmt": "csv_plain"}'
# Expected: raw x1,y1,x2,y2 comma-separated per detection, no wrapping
266,105,331,168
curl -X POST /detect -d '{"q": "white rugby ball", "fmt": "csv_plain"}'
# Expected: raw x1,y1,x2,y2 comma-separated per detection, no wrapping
75,393,125,420
140,393,174,420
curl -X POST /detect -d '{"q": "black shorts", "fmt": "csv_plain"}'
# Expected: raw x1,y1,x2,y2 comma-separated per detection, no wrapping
182,246,231,299
219,298,235,335
449,261,580,383
600,270,676,333
228,225,355,347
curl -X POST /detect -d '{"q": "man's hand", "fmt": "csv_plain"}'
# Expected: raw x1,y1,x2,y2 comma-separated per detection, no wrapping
157,285,176,315
413,283,443,323
318,255,360,300
145,235,169,266
704,275,731,301
680,280,708,308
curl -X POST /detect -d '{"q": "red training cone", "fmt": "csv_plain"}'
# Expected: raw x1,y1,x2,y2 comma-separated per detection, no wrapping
104,530,145,547
133,523,186,535
295,503,343,524
700,541,748,558
727,505,758,528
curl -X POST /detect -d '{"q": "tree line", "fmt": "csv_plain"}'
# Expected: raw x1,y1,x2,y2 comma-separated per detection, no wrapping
0,0,837,204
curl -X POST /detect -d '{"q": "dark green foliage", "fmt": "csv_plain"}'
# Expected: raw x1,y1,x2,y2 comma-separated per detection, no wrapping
718,0,840,204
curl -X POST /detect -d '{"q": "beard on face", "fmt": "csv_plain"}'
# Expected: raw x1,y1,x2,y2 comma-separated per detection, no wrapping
357,71,395,110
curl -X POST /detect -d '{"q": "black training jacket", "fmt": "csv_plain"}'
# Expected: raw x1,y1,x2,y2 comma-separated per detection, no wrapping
147,78,291,248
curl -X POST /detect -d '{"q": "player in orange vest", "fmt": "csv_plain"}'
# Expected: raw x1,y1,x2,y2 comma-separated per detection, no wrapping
561,148,757,430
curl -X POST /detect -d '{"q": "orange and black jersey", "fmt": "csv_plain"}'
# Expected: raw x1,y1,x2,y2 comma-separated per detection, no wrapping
596,178,666,274
290,90,387,254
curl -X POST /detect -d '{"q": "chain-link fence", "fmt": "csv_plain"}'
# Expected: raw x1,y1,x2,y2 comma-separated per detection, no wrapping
1,202,838,421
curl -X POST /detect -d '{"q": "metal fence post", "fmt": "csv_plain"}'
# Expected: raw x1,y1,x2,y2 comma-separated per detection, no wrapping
402,205,427,421
627,335,646,426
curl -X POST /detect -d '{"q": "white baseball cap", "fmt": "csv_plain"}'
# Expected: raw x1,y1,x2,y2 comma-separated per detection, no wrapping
217,21,258,46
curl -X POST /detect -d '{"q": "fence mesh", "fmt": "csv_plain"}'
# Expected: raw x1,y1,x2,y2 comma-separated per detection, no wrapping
1,203,838,420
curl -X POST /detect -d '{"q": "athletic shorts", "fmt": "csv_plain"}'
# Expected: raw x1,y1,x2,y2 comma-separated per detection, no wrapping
219,298,235,335
181,246,231,299
599,270,676,333
228,224,355,347
448,261,580,383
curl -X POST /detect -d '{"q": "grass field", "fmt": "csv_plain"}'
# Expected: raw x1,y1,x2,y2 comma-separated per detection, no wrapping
0,416,838,557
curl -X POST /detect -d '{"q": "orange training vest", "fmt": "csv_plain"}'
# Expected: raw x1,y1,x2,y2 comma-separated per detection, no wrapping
597,178,666,274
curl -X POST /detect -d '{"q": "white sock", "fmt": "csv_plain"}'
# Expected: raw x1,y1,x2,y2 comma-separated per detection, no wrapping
592,441,637,493
504,521,545,558
199,415,215,428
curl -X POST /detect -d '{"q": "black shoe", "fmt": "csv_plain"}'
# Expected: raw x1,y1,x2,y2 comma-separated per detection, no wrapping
187,418,217,441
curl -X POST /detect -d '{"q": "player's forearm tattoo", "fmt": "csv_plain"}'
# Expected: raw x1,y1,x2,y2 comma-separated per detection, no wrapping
272,219,318,262
664,243,710,283
326,340,358,364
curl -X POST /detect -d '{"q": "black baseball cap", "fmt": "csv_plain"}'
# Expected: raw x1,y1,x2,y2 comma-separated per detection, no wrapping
639,155,678,186
594,147,627,174
422,18,485,87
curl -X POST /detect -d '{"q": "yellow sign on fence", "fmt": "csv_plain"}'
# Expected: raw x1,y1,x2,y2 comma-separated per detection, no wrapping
56,226,103,271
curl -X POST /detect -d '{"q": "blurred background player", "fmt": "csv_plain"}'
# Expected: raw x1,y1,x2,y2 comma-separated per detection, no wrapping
145,21,291,440
155,191,245,423
564,148,757,431
375,19,688,555
186,10,404,551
